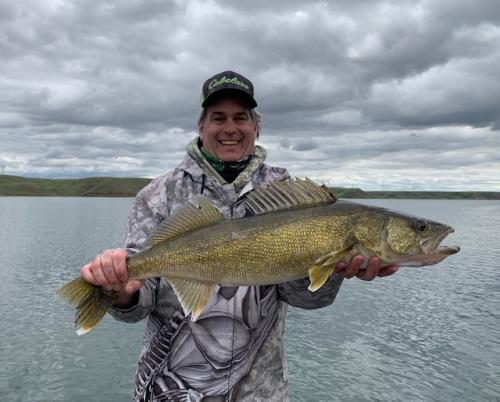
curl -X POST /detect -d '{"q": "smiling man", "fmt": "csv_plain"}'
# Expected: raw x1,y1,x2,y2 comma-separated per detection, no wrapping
199,98,256,162
80,71,399,401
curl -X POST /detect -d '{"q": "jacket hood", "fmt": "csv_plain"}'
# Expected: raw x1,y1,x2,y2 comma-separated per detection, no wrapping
180,137,267,193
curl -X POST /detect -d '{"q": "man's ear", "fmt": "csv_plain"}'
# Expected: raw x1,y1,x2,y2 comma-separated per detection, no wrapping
250,116,258,139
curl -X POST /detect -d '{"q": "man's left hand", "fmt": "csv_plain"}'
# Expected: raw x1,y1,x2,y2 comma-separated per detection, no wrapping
336,255,399,281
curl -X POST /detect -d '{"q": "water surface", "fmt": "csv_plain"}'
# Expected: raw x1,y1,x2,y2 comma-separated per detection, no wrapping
0,197,498,401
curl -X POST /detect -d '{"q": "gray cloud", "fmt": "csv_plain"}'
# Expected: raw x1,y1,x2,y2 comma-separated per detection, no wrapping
0,0,499,190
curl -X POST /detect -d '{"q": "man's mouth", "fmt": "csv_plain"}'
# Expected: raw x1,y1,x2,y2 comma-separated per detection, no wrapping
219,140,241,145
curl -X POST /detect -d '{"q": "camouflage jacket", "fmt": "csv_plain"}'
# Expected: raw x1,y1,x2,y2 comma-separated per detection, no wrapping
109,138,344,402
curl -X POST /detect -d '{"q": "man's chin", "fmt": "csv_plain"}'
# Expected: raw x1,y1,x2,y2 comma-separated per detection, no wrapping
216,151,244,162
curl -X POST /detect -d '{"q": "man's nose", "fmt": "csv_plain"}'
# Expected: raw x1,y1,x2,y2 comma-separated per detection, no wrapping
223,120,237,134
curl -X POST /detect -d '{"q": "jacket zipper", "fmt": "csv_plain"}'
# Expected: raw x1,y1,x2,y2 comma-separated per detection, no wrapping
199,173,235,218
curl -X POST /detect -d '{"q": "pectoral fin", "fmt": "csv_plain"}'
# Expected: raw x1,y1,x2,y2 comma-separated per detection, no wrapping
313,248,351,267
166,277,215,321
308,248,351,292
308,266,336,292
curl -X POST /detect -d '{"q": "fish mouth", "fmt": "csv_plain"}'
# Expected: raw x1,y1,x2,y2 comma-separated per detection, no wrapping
420,227,460,255
393,226,459,267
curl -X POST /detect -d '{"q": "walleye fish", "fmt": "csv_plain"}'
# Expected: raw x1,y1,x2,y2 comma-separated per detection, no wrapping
59,179,459,335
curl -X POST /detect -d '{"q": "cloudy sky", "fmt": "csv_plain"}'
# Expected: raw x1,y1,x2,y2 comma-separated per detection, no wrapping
1,0,499,190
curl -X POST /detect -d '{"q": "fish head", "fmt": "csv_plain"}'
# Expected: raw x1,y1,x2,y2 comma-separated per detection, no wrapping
380,213,460,266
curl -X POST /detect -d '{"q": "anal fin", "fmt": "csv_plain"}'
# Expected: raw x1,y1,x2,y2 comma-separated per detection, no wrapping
166,277,215,321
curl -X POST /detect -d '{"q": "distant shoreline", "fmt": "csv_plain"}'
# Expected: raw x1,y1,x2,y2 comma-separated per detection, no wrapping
1,174,499,200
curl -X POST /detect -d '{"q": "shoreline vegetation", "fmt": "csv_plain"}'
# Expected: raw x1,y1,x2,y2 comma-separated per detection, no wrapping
1,174,499,200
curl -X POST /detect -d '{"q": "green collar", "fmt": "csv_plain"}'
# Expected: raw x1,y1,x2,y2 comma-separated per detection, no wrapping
199,146,250,174
185,137,267,193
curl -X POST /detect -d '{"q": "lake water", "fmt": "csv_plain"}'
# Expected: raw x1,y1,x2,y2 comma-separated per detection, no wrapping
0,197,498,401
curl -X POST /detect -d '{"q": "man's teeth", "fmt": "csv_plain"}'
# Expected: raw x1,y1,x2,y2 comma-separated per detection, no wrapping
220,140,240,145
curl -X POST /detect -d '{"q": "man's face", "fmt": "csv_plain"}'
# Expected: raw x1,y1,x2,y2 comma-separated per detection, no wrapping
198,97,257,162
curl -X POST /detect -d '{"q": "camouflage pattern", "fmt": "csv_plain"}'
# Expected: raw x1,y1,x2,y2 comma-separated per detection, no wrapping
109,138,344,401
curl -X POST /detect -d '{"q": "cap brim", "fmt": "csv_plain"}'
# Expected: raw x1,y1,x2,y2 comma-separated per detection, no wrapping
202,89,257,108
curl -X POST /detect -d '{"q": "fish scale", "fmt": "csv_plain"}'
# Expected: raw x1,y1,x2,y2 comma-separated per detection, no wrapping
129,208,343,285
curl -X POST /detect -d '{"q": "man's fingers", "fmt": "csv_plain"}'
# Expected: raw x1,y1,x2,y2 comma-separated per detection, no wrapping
79,249,130,293
90,255,112,290
125,280,144,295
100,252,121,291
336,256,400,281
335,261,346,272
113,249,129,283
356,256,381,281
378,264,400,277
344,255,364,278
80,263,99,286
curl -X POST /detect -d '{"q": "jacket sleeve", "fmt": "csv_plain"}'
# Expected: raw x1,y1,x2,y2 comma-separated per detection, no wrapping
277,274,344,309
108,191,163,323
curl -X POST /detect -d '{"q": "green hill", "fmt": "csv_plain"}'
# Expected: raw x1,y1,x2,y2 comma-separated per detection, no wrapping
1,175,499,199
0,175,151,197
329,187,371,198
329,187,500,200
364,190,500,200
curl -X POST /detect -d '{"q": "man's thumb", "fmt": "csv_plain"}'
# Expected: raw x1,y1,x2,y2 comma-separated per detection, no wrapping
124,279,144,294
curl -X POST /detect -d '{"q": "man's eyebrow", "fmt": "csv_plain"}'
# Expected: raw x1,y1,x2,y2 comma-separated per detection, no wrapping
210,111,249,117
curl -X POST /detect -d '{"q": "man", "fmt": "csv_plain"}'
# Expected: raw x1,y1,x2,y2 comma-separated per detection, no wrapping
81,71,399,401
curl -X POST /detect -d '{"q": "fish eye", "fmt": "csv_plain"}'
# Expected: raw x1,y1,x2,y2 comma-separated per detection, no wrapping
414,219,429,232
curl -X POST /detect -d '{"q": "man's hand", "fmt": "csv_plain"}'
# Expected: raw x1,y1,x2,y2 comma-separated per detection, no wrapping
80,248,144,306
336,255,399,281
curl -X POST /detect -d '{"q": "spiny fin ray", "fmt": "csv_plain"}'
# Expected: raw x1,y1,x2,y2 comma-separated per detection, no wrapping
244,178,336,216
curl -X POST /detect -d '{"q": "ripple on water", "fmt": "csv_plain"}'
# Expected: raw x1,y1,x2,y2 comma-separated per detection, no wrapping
1,198,500,401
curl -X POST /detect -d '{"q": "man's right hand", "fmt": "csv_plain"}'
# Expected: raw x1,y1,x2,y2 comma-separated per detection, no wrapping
80,248,144,306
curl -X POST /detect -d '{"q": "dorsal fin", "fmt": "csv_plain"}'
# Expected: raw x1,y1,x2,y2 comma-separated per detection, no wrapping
145,197,224,248
244,178,336,216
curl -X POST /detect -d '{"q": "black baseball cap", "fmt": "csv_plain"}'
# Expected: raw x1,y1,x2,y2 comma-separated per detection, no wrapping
201,71,257,108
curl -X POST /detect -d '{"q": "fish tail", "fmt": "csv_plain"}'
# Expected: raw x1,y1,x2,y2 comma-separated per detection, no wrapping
58,277,120,335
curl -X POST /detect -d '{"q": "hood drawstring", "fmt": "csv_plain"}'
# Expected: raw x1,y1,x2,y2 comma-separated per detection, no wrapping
200,174,206,194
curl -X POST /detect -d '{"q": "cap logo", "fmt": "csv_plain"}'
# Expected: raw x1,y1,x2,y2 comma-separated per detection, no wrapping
208,76,250,91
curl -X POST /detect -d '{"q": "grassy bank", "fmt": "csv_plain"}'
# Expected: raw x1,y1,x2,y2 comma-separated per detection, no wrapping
331,187,500,200
1,175,499,199
0,175,151,197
